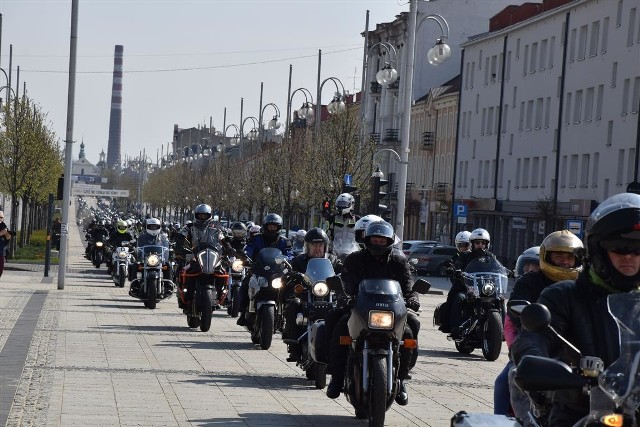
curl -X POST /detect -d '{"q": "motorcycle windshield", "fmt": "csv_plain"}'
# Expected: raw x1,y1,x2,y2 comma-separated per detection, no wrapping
359,279,401,296
304,258,335,283
138,245,169,262
254,247,286,276
598,292,640,407
332,237,360,258
463,256,509,297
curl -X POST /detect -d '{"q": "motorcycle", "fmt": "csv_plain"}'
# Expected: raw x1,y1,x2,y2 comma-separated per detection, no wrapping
240,247,288,350
435,256,508,361
111,242,133,288
226,256,247,318
509,293,640,427
129,244,174,309
177,242,228,332
283,257,336,389
321,276,431,427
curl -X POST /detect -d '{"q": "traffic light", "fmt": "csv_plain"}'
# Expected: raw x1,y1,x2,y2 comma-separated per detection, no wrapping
321,198,331,218
342,183,357,194
371,176,391,222
56,174,64,200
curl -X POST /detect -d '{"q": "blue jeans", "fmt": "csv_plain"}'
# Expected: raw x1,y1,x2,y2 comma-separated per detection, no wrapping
494,359,513,414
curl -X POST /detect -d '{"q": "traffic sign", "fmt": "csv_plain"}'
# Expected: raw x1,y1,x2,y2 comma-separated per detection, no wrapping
567,220,583,238
72,188,130,197
453,203,467,217
457,216,467,224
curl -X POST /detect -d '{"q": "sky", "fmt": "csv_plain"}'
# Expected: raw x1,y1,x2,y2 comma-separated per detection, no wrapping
0,0,410,165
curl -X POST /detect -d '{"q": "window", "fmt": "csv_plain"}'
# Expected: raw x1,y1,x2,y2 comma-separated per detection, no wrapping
629,149,636,183
523,158,530,188
585,87,594,121
515,158,521,188
519,101,525,131
580,154,590,187
523,44,529,74
607,121,614,146
574,90,583,123
516,38,520,59
535,98,543,129
461,112,466,137
487,107,494,134
484,57,490,85
622,79,630,115
476,93,480,114
616,0,623,27
530,42,538,72
506,51,512,80
477,161,482,187
470,62,475,88
541,157,547,188
467,110,472,136
498,53,503,81
484,160,491,188
564,92,572,125
569,28,577,61
589,21,600,56
526,100,534,130
472,140,477,159
578,25,588,60
513,86,518,108
499,159,504,188
628,8,637,45
593,153,599,186
465,62,470,89
560,155,567,187
544,97,551,128
509,134,514,155
502,104,508,133
540,39,548,69
611,62,618,87
617,149,625,185
532,157,539,188
481,108,486,134
632,77,640,113
478,49,483,68
602,18,609,53
596,84,604,120
491,55,497,82
549,36,555,68
569,154,579,187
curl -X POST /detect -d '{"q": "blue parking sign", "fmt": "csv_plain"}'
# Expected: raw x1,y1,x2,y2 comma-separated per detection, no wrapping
454,203,467,217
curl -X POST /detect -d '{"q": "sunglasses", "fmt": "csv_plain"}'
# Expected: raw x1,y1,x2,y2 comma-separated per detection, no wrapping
601,239,640,255
609,247,640,256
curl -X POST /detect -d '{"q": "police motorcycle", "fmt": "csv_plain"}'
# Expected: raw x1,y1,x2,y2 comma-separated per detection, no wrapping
435,256,508,361
111,241,134,288
281,257,336,389
506,294,640,427
320,275,431,427
177,238,229,332
129,244,174,309
240,247,289,350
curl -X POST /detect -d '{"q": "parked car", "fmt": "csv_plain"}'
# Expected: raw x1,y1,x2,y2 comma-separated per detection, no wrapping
401,240,441,257
408,244,458,276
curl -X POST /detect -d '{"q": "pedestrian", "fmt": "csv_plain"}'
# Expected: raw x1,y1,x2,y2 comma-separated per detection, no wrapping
0,211,12,277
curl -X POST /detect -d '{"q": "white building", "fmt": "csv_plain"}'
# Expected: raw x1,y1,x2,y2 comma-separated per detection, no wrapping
456,0,640,265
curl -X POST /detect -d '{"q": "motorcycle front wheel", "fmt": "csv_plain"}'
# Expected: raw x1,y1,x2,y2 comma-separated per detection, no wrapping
228,285,240,318
482,311,503,361
369,355,388,427
259,305,274,350
187,316,200,328
199,289,214,332
314,363,326,390
144,279,157,309
118,265,127,288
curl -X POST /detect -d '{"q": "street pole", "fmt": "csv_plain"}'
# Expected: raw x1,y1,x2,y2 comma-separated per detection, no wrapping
396,0,418,242
58,0,79,290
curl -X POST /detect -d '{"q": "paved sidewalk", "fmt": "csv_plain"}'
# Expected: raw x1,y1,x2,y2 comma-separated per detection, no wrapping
0,206,509,427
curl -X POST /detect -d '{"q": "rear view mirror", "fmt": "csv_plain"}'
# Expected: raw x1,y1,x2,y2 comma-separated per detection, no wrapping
413,279,431,294
326,275,343,292
507,299,530,318
520,303,551,333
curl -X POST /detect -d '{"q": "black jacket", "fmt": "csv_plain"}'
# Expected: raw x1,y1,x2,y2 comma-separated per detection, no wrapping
450,250,496,292
341,248,416,300
507,271,556,329
511,269,621,425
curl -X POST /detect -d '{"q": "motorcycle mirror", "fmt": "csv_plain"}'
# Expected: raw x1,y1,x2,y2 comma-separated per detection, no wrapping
515,355,587,391
412,279,431,294
507,299,530,318
325,275,343,291
520,303,551,333
274,255,287,265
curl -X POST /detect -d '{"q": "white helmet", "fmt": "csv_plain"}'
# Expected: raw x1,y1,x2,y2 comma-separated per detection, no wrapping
249,225,261,237
354,214,383,244
335,193,355,215
455,230,472,253
469,228,491,250
297,229,307,241
146,218,162,237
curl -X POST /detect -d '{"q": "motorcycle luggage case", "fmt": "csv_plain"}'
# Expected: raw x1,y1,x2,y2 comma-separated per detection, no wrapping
450,411,519,427
309,320,328,364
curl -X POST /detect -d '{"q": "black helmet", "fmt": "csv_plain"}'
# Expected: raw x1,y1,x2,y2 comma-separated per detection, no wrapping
193,204,212,227
304,227,329,256
364,221,395,257
515,246,540,278
586,192,640,292
230,222,247,239
262,213,282,238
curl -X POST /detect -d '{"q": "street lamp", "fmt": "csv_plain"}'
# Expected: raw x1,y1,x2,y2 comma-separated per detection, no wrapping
285,87,315,138
260,102,281,143
396,2,451,241
315,76,347,135
240,116,259,156
224,124,240,146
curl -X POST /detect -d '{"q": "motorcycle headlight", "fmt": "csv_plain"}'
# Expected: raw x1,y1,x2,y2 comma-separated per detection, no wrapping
368,310,394,330
482,282,496,296
95,241,104,247
118,251,128,258
147,254,160,267
231,260,244,273
312,282,329,297
271,277,283,289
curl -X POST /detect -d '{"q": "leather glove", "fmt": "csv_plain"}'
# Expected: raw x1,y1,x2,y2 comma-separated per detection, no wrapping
406,297,420,312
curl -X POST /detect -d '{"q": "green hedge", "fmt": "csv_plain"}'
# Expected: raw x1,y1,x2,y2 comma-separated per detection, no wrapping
12,230,59,263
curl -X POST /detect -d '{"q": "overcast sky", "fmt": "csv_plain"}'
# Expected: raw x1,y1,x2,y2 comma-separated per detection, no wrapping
1,0,411,165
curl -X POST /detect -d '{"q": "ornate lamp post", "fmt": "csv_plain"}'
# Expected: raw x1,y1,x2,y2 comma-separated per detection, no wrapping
315,77,347,135
260,103,281,143
285,87,314,138
240,116,259,156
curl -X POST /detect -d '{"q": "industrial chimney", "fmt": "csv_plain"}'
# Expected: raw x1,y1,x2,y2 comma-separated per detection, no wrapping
106,45,123,168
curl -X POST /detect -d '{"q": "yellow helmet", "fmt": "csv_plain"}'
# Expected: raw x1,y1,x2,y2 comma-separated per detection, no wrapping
539,230,583,282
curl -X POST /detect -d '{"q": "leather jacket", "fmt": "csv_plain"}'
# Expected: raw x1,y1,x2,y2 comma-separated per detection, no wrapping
507,270,556,329
511,268,622,426
340,248,417,301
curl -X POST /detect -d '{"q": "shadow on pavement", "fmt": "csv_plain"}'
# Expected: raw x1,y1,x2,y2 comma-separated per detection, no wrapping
190,412,365,426
418,347,488,361
183,373,324,392
156,339,259,351
93,324,183,333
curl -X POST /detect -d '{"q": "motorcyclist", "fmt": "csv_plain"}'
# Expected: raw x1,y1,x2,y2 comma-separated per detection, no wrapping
454,230,472,254
291,229,306,256
325,221,419,406
106,219,135,274
282,227,342,362
226,222,248,255
130,218,170,287
236,213,292,326
328,193,360,260
84,219,109,260
353,214,383,248
512,193,640,426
